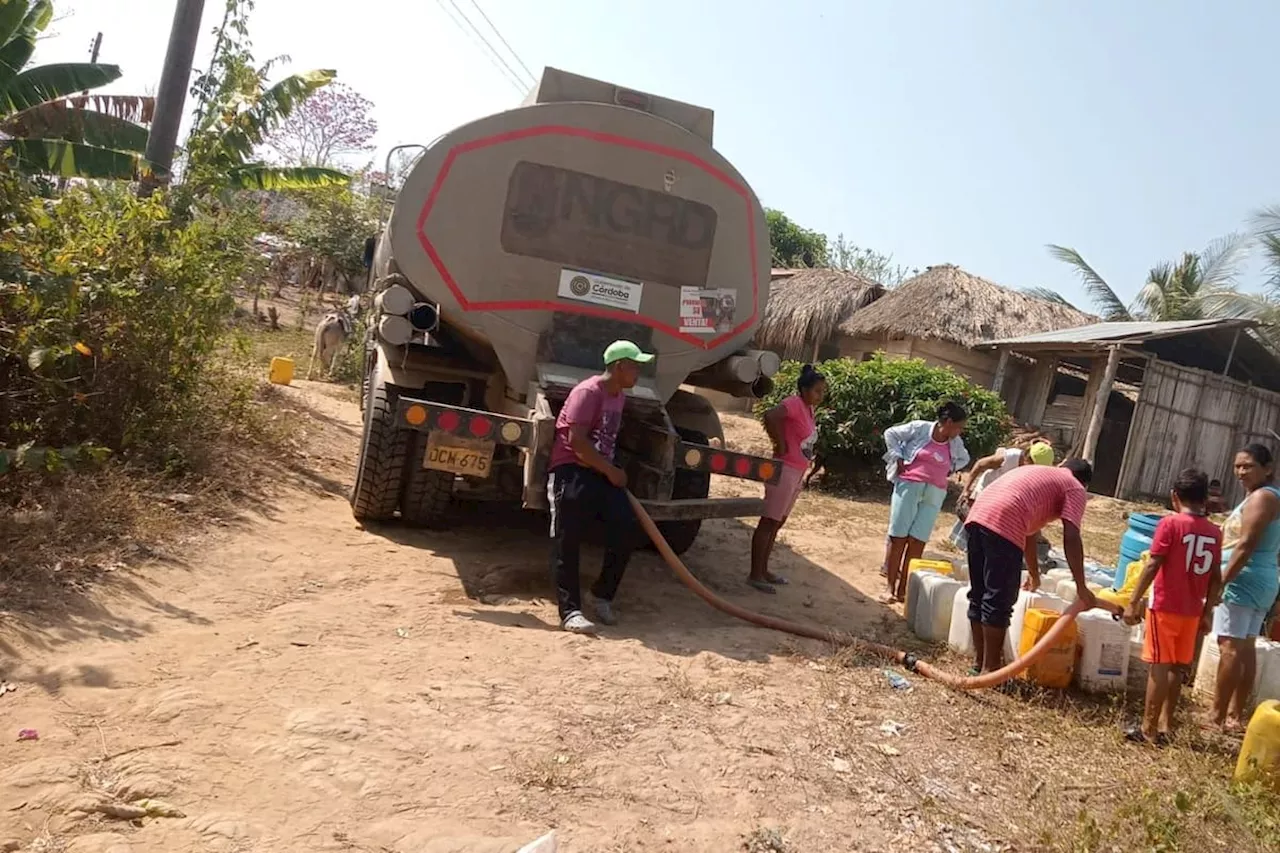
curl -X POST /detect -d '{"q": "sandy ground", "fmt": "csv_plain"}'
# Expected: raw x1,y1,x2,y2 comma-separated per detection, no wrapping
0,382,1255,853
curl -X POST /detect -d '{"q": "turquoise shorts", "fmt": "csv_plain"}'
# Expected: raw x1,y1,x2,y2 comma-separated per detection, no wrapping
888,479,946,542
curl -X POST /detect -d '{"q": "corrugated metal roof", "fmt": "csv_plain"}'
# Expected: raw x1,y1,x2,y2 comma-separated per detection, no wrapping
980,318,1258,348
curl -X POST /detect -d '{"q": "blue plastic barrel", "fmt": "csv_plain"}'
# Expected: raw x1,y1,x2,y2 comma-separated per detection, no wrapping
1115,512,1165,589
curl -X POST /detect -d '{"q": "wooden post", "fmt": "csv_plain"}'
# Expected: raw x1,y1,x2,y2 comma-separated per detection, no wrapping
1024,357,1058,426
1223,327,1241,376
991,348,1011,394
1082,345,1121,464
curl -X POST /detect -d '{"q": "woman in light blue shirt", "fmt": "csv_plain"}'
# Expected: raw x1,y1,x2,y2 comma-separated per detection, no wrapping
1212,443,1280,732
879,402,971,602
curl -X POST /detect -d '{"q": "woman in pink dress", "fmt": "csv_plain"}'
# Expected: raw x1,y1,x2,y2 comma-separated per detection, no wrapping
749,365,827,593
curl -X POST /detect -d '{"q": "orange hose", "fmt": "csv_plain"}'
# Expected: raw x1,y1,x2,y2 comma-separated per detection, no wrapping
627,491,1121,690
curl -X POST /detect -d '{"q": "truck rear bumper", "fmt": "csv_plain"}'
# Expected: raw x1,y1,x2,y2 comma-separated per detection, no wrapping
639,497,765,521
393,397,777,520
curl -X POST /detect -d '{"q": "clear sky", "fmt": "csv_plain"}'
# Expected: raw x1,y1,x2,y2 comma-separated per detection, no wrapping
42,0,1280,307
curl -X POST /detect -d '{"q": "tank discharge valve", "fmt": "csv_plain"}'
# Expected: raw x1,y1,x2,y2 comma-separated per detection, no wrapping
377,314,414,346
409,301,440,332
374,283,415,317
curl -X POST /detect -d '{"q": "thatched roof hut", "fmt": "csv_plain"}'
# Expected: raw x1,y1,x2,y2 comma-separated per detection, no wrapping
837,263,1095,347
756,268,886,358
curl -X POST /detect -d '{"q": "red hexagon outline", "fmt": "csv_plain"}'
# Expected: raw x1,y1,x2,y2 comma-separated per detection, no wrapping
414,124,759,349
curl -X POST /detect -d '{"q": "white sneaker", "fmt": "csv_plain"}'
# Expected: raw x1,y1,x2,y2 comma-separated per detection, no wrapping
561,611,597,634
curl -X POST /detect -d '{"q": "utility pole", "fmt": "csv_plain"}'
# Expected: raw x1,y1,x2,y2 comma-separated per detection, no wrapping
141,0,206,195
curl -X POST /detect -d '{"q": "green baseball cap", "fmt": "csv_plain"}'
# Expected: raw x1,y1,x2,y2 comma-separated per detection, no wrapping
603,340,655,366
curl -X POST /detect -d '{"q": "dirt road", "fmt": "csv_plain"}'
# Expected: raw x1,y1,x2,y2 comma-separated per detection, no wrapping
0,382,1251,852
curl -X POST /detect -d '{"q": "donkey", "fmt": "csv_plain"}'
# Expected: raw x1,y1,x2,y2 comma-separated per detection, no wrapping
307,294,362,380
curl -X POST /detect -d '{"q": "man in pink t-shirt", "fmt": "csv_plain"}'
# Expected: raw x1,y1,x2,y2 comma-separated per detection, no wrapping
548,340,653,634
963,460,1097,672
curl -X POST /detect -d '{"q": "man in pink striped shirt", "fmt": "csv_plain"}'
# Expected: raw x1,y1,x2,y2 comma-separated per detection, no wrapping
963,459,1097,673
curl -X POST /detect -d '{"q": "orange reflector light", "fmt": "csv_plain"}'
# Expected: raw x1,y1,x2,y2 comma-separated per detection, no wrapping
405,404,427,426
758,461,776,482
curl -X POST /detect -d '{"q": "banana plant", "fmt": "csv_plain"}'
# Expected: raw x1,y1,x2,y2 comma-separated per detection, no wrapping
0,0,151,179
185,57,349,192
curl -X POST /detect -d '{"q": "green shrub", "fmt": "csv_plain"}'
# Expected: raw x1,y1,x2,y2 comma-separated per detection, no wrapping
281,185,379,282
0,180,266,466
757,354,1011,483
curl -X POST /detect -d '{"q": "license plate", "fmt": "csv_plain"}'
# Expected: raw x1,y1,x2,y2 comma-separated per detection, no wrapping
424,431,494,477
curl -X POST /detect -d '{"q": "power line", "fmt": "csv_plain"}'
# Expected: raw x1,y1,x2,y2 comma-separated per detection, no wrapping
432,0,528,94
445,0,535,91
464,0,537,86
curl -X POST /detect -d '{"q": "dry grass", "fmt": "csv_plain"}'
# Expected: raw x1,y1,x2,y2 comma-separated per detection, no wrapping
793,637,1279,852
837,263,1097,347
0,317,350,619
714,411,1278,849
1,280,361,620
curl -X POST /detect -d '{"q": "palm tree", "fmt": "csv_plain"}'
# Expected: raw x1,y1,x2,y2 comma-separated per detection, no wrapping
0,1,150,179
1202,208,1280,346
1036,235,1250,322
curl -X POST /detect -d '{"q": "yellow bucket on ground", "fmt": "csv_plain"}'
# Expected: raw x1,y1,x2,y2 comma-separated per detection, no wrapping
1235,699,1280,786
1018,608,1078,688
269,356,295,386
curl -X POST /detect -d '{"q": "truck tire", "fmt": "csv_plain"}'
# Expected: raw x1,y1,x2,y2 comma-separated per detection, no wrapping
654,428,712,556
350,361,408,523
400,436,454,527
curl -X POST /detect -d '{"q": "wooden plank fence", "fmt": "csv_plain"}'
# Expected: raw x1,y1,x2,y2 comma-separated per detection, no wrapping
1117,359,1280,506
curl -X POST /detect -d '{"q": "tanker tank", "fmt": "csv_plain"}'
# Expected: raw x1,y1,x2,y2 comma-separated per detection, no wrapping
351,67,784,554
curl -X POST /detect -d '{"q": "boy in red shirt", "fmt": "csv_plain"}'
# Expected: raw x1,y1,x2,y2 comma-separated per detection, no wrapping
1123,468,1222,744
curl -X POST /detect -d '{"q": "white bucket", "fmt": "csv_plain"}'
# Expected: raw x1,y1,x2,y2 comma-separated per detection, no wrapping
1074,611,1130,693
948,585,974,656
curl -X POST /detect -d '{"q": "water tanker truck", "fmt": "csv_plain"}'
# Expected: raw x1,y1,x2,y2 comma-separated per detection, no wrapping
351,67,784,554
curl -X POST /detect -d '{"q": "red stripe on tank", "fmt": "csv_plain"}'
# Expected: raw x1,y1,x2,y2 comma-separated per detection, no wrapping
413,124,761,350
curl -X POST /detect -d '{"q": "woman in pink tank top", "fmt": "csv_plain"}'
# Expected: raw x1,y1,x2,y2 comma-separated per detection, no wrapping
749,364,826,593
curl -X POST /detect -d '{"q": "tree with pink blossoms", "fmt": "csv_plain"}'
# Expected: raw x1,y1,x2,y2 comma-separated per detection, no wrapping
268,82,377,168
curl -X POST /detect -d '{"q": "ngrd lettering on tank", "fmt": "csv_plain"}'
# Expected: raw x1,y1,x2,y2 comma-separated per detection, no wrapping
557,170,714,250
502,161,719,290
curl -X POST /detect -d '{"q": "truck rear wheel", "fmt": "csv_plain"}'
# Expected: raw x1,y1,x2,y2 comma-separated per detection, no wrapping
400,438,454,527
654,428,712,556
350,362,408,523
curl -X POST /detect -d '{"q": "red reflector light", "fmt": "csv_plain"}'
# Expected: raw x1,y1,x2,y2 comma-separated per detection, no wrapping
437,410,460,432
469,415,492,438
709,453,727,473
734,456,751,477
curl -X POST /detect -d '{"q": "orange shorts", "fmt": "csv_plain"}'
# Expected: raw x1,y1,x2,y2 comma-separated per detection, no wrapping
1142,610,1200,666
